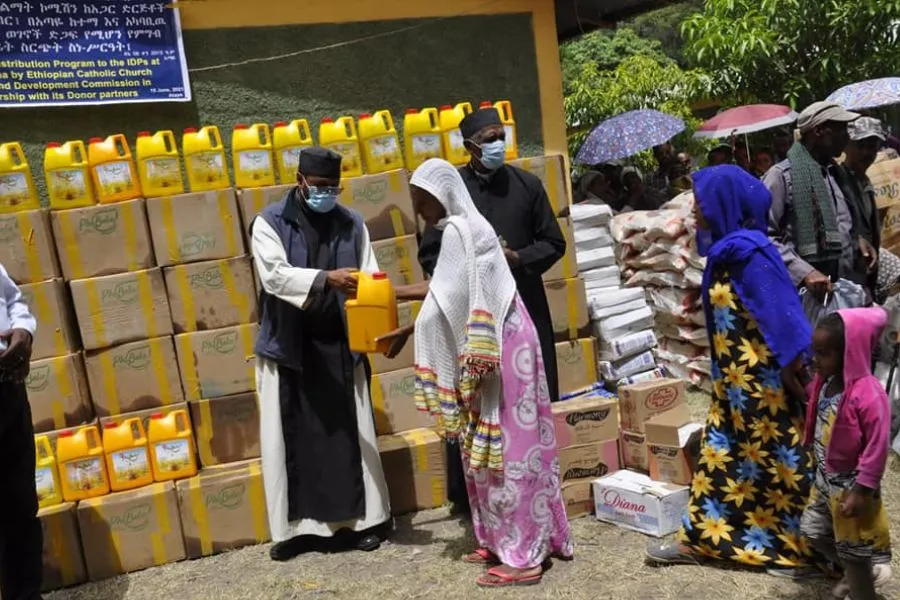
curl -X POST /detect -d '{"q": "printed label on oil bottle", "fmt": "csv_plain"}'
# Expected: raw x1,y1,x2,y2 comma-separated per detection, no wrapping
328,143,360,173
448,130,466,152
94,161,135,195
411,134,442,159
368,135,400,159
155,440,190,472
111,448,150,480
281,148,302,173
504,125,515,150
64,457,105,491
35,467,57,500
189,152,225,182
237,150,273,180
0,172,29,204
48,169,88,201
145,157,180,187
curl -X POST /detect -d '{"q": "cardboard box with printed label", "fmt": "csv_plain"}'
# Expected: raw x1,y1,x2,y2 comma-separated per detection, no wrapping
371,235,425,286
0,209,60,284
552,395,619,447
99,402,189,434
77,482,186,580
559,439,620,483
51,199,154,280
237,184,291,246
369,301,421,374
555,338,599,395
543,217,577,282
175,324,258,402
19,278,79,360
38,502,86,592
509,154,569,215
189,392,260,467
561,481,594,520
145,189,245,267
544,278,591,342
371,367,435,436
175,460,270,559
869,158,900,209
84,336,184,417
378,428,446,515
618,378,685,433
26,353,92,433
592,470,689,537
645,404,703,486
340,170,417,241
620,430,648,472
164,256,258,333
70,268,173,351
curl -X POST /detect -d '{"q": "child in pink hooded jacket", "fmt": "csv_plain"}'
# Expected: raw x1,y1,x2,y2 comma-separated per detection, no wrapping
803,308,892,600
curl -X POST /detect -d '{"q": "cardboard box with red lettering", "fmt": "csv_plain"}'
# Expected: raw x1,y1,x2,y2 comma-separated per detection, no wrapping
645,404,703,486
552,395,619,447
618,378,684,433
592,470,689,537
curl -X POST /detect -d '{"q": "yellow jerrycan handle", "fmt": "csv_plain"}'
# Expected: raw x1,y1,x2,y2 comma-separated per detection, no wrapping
295,119,312,144
124,417,146,441
376,110,395,131
338,116,358,138
35,435,52,459
83,426,101,449
205,126,223,148
495,100,514,121
423,108,439,128
458,102,473,115
172,409,190,433
252,124,271,146
160,131,177,153
69,140,87,162
109,134,129,158
6,142,26,165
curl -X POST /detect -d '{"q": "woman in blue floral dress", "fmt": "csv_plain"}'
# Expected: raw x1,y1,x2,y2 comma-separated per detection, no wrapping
647,165,815,570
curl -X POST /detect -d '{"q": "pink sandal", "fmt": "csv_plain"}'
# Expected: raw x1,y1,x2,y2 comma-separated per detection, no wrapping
462,548,499,565
476,566,543,587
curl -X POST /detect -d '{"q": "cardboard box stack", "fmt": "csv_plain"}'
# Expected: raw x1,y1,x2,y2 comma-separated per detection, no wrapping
609,193,710,389
569,203,661,389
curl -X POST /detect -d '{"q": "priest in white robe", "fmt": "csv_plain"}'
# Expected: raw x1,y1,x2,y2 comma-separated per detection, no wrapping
251,147,390,561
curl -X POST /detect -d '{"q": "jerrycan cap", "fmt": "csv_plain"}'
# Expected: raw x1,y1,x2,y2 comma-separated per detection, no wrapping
405,108,418,114
150,412,165,419
273,121,287,128
103,421,119,429
439,104,452,111
183,127,198,134
479,101,493,108
321,117,335,123
358,113,371,120
46,141,61,148
234,123,248,130
57,430,74,437
137,131,150,137
372,272,387,280
88,137,103,144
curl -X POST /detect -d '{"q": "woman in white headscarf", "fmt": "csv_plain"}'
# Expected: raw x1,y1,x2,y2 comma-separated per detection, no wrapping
382,159,573,588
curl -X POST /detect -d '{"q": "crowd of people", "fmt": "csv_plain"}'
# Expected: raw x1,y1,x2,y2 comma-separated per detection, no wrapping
0,100,898,599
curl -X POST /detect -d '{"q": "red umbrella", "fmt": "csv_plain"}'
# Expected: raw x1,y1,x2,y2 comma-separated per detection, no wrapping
693,104,798,139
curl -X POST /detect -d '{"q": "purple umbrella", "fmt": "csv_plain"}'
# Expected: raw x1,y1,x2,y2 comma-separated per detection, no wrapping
827,77,900,111
575,109,686,165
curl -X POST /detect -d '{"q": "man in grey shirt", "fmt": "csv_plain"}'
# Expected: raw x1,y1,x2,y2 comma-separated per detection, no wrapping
764,101,875,298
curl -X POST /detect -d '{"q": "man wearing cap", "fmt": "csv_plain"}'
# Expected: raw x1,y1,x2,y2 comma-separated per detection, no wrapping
835,117,886,296
764,101,871,297
416,107,565,514
251,147,390,561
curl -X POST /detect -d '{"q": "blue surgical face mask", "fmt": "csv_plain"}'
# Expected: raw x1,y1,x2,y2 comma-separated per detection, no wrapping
476,140,506,170
302,180,340,213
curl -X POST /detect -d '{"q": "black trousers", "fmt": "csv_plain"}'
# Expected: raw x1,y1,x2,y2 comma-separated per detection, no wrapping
0,382,43,600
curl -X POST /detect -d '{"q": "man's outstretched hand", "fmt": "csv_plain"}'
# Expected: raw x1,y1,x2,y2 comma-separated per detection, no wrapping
326,268,359,296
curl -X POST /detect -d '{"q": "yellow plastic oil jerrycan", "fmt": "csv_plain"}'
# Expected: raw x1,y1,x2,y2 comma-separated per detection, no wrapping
136,130,184,197
182,126,230,192
494,100,518,161
103,418,154,492
439,102,473,166
148,410,198,482
319,116,363,178
0,142,40,213
346,271,398,354
403,108,444,171
56,426,110,501
35,435,63,509
232,123,275,188
44,140,95,209
88,134,141,203
358,110,404,174
273,119,313,184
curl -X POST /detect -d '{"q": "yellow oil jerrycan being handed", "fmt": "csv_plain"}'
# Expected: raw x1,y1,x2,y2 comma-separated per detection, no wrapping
346,271,398,354
56,426,110,502
103,418,154,492
136,130,184,197
88,134,141,203
439,102,473,166
273,119,313,184
403,108,444,171
358,110,403,174
148,410,197,481
183,126,230,192
35,435,63,509
0,142,39,213
44,140,95,210
232,123,275,188
319,116,363,178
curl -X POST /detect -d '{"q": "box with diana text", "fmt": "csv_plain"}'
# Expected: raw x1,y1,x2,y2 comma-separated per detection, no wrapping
592,470,689,537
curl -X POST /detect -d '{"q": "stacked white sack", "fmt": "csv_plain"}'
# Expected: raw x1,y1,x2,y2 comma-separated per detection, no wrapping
609,192,710,389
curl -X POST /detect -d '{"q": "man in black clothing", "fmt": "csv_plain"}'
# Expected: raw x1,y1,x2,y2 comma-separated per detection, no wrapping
416,108,566,511
0,262,41,600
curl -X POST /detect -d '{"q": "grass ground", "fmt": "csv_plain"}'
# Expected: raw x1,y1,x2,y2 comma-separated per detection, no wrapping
48,391,900,600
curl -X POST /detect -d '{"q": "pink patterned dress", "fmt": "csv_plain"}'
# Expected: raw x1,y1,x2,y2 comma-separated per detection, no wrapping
462,296,574,569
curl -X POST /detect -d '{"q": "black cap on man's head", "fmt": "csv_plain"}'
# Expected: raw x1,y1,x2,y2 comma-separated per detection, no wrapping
298,146,342,179
459,108,503,140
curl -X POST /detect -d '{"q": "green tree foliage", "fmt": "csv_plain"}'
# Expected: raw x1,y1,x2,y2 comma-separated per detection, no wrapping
682,0,900,107
564,55,713,166
628,0,703,65
560,28,671,94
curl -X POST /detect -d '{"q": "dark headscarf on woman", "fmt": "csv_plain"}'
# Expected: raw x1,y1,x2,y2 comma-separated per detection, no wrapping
694,165,811,368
